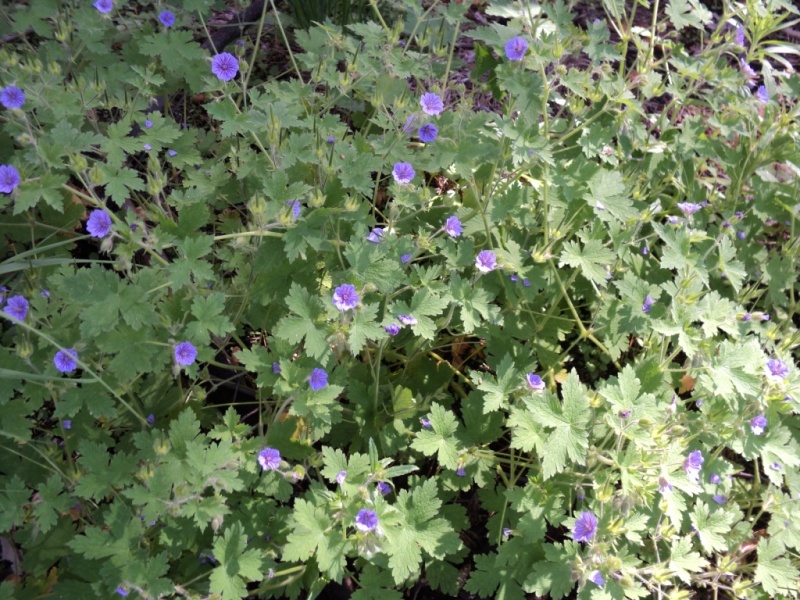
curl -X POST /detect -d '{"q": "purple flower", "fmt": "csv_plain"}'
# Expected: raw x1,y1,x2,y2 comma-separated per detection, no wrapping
0,165,21,194
385,323,401,336
0,86,25,109
456,467,466,477
309,368,328,391
286,200,301,219
398,314,417,326
418,123,438,143
143,143,152,151
272,361,281,374
168,149,177,157
502,527,512,539
420,417,431,428
392,162,415,184
765,358,789,381
3,295,28,321
510,274,518,283
734,25,746,46
258,447,281,471
54,349,78,373
332,284,359,311
377,481,391,495
326,135,335,143
444,216,462,238
420,92,444,116
144,119,153,128
588,571,605,586
159,10,176,27
147,413,156,424
740,59,757,86
642,245,649,255
475,250,497,273
355,509,379,532
94,0,113,14
710,473,721,485
741,313,751,322
620,409,632,419
401,253,412,264
86,209,112,238
526,373,545,391
173,341,198,366
572,511,598,543
756,85,769,104
737,231,746,240
677,202,703,216
115,587,129,597
658,476,673,494
504,36,528,61
667,215,681,224
403,115,417,133
642,294,655,313
41,289,50,299
367,227,384,243
750,414,767,435
712,494,727,505
770,461,782,470
684,450,704,482
336,471,347,484
211,52,239,81
62,420,72,430
760,313,770,321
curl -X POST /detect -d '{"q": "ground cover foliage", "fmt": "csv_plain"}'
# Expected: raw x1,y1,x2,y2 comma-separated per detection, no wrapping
1,0,800,598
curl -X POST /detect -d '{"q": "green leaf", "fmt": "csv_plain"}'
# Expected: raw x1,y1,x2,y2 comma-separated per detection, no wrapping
187,293,234,343
395,288,450,340
0,475,28,531
559,239,615,288
583,169,637,223
668,536,709,584
351,565,403,600
102,120,143,165
209,522,264,600
755,537,799,597
274,283,330,360
410,404,463,469
666,0,712,30
348,303,384,354
74,441,137,500
689,501,737,554
527,370,590,479
477,354,518,413
169,235,216,289
450,273,498,334
524,543,575,599
13,173,67,214
100,165,145,206
33,475,72,534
